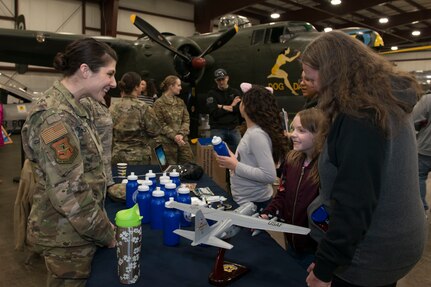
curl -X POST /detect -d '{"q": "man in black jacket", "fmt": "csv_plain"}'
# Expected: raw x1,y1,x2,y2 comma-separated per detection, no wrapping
206,68,242,152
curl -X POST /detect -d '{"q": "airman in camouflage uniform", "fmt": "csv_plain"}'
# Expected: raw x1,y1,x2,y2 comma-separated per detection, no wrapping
20,37,117,287
110,96,160,165
80,97,114,186
21,81,115,286
153,75,194,164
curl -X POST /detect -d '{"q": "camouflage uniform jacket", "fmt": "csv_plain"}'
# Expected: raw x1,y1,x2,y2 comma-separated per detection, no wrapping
80,97,114,186
153,94,190,143
109,95,160,164
21,81,114,248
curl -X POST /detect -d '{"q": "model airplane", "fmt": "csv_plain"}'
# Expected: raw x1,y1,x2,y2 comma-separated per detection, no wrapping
166,201,310,250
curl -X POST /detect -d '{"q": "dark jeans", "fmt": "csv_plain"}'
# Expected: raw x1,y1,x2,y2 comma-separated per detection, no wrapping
210,128,241,153
332,276,397,287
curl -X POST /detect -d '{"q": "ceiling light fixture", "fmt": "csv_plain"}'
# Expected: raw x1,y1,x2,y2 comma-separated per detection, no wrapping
270,13,280,19
390,46,398,51
330,0,341,5
379,17,388,24
412,30,421,36
324,27,333,32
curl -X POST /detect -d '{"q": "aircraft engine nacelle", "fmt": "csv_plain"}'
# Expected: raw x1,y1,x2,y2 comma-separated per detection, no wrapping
165,36,205,84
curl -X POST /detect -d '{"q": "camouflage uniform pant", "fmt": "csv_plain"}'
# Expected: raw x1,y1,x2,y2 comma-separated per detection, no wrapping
30,243,97,287
164,141,194,164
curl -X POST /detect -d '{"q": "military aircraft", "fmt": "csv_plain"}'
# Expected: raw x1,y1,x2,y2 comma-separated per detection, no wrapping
0,14,391,136
0,15,320,121
166,200,310,250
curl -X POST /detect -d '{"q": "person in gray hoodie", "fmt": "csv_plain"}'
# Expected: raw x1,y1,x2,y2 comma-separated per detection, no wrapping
301,31,427,287
412,93,431,211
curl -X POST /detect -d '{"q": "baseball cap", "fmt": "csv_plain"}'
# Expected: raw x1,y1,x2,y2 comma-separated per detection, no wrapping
214,68,228,80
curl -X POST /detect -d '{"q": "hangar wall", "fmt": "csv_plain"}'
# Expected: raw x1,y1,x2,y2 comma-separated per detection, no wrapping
0,0,195,93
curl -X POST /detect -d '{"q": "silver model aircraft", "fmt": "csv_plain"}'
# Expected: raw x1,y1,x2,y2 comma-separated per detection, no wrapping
166,201,310,249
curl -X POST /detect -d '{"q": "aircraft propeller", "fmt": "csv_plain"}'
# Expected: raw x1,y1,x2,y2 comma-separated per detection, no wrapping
130,14,238,82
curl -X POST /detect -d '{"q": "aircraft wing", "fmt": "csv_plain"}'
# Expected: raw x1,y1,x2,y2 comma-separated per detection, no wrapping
173,229,195,241
0,28,134,67
205,236,233,249
167,201,310,235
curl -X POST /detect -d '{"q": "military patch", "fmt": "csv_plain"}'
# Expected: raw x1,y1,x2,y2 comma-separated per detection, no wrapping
206,97,214,104
41,122,68,144
50,136,77,164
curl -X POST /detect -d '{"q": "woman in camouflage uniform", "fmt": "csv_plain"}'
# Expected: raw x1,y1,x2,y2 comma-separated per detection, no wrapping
21,38,117,287
153,75,194,164
110,72,160,165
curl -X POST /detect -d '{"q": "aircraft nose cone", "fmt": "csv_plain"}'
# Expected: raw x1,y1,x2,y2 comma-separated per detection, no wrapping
192,57,206,69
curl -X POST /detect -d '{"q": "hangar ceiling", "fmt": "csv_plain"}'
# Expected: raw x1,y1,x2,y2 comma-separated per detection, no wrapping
189,0,431,51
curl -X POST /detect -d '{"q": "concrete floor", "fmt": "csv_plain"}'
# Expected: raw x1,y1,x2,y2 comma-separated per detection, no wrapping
0,134,430,286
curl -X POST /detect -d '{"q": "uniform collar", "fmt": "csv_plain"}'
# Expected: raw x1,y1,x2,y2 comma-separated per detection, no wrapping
53,80,90,119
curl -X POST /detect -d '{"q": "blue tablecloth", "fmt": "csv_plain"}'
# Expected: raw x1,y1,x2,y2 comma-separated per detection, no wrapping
87,166,307,287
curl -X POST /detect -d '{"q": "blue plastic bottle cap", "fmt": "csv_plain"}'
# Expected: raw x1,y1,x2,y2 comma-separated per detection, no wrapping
152,187,165,197
177,184,190,194
138,185,149,192
311,206,328,223
127,172,138,181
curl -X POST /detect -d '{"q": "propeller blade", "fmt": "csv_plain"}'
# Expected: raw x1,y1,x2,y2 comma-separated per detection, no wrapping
130,14,190,62
198,25,238,58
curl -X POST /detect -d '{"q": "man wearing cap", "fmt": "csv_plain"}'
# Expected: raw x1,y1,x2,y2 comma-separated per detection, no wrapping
206,68,242,152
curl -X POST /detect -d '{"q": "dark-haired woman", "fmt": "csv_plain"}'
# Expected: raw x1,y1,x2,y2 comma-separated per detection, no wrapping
110,72,160,165
216,85,288,210
21,38,117,286
153,75,194,164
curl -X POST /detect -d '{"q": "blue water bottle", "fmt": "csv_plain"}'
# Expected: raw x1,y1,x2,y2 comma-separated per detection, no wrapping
145,169,157,187
150,187,165,230
164,181,178,202
169,169,181,188
311,205,329,232
176,184,192,227
159,172,170,188
163,198,181,246
142,176,154,193
211,136,229,156
137,185,151,224
159,177,170,192
126,172,139,208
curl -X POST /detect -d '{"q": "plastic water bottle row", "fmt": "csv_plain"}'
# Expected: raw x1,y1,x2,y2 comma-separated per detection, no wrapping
125,169,192,246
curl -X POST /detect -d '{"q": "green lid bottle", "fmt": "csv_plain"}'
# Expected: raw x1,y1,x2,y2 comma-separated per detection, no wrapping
115,204,143,228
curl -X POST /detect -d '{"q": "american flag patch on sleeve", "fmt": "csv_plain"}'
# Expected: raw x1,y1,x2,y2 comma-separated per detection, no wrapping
41,122,68,144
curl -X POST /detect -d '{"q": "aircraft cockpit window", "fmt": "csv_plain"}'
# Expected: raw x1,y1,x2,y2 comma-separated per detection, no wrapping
265,27,285,44
251,29,265,45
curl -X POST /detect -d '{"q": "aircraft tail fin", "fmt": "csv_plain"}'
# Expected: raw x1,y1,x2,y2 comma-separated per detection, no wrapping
194,209,211,242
